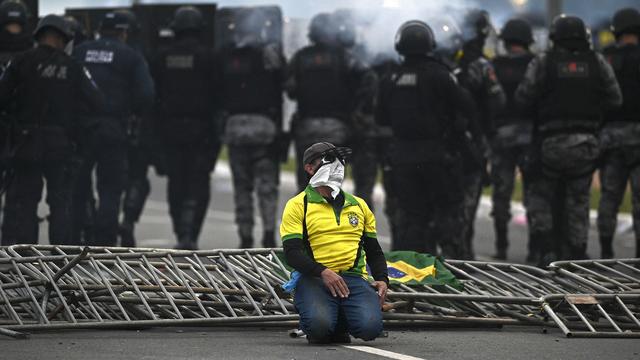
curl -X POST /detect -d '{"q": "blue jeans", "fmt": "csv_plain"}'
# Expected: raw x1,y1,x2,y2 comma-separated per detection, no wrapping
294,274,383,341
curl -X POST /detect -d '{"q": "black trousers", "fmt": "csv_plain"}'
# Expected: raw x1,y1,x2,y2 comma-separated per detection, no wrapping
1,161,74,245
165,143,218,242
73,140,128,247
122,144,150,224
393,161,463,256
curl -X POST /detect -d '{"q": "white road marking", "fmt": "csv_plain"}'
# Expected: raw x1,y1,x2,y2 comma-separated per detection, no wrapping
343,345,426,360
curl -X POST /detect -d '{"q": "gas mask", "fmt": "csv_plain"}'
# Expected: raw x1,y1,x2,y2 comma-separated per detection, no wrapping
308,154,345,199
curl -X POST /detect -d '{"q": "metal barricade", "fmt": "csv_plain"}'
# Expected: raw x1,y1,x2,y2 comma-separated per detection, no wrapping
0,245,638,339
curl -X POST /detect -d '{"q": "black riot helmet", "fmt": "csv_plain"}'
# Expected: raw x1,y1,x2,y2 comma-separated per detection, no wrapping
0,0,27,27
549,14,589,42
333,11,357,48
461,9,493,42
611,8,640,37
308,13,335,45
170,6,204,33
65,15,88,44
33,14,74,43
115,9,140,34
500,18,534,46
99,11,130,33
395,20,436,56
232,8,271,48
428,16,463,64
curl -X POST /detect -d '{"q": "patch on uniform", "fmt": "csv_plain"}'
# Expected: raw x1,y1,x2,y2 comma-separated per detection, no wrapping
557,61,589,78
85,50,114,64
40,64,67,79
394,73,417,86
347,212,359,227
166,55,194,69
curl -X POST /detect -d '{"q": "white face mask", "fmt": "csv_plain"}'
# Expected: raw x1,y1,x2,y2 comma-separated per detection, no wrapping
308,158,345,199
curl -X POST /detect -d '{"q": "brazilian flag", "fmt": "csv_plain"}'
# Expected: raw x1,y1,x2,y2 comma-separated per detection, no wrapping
383,251,463,290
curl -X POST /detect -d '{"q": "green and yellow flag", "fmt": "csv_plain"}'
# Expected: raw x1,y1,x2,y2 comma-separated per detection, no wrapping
383,251,463,290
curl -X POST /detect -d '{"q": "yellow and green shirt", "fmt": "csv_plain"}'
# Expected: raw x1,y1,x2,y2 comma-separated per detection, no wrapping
280,185,377,278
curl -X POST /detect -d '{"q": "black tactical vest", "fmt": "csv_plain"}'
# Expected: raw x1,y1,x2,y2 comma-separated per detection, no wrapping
221,46,281,116
493,53,534,127
295,45,351,119
157,39,213,119
386,64,444,141
603,44,640,123
539,49,602,132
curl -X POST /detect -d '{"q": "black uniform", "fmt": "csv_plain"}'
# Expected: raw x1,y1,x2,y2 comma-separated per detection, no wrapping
0,28,31,68
0,44,102,245
490,52,535,259
0,26,32,222
456,46,506,260
597,43,640,258
152,35,219,249
219,42,285,248
73,35,154,246
516,46,622,261
376,55,471,255
286,42,375,191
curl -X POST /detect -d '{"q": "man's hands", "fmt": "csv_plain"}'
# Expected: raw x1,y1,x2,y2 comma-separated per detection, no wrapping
372,281,388,308
320,269,350,298
319,269,388,307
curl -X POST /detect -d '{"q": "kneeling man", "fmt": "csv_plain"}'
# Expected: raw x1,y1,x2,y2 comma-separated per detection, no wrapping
280,142,388,344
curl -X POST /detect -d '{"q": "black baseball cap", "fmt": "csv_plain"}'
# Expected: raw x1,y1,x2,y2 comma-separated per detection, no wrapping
303,142,352,165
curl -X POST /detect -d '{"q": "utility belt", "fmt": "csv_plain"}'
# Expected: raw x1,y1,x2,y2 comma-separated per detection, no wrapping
492,123,532,149
539,131,600,179
293,116,350,146
538,118,600,136
391,139,447,165
600,121,640,150
224,113,277,147
12,124,72,163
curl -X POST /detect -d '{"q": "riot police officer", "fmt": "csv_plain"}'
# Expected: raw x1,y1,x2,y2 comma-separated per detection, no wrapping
0,0,32,68
152,6,219,250
455,10,506,260
0,14,103,245
0,0,32,225
333,11,378,208
286,13,376,192
73,11,154,247
219,7,285,248
118,9,154,248
490,18,536,261
376,20,472,256
597,8,640,259
516,15,621,263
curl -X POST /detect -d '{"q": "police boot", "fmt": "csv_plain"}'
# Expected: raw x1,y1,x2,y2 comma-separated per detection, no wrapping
599,235,613,259
569,243,589,260
119,220,136,247
239,232,254,248
492,222,508,260
262,230,276,248
175,201,199,250
174,233,198,251
536,231,557,268
526,229,540,264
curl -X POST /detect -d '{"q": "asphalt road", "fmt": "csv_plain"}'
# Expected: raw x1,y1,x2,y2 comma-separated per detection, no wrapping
7,161,638,360
3,326,640,360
